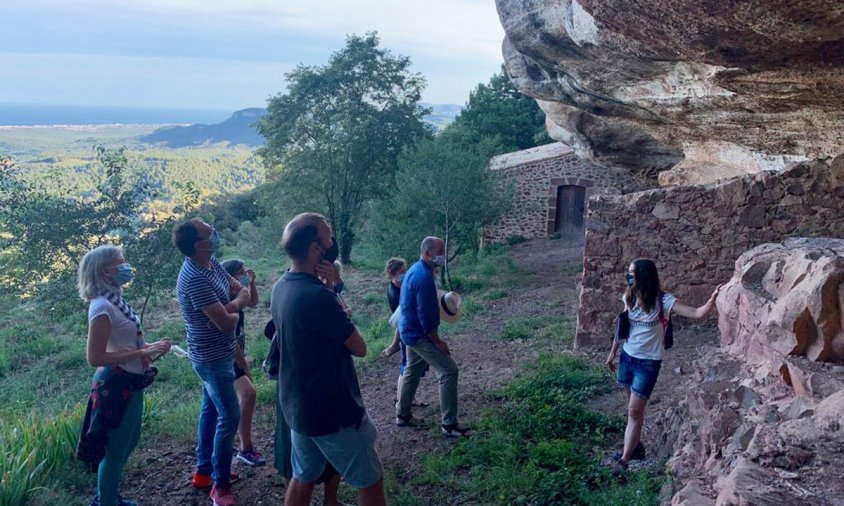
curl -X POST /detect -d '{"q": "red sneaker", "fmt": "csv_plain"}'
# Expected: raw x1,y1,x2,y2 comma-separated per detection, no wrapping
192,471,239,489
192,471,212,489
210,486,236,506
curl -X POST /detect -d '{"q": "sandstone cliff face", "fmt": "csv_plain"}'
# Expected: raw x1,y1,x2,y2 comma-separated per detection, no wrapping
718,238,844,391
662,240,844,505
495,0,844,185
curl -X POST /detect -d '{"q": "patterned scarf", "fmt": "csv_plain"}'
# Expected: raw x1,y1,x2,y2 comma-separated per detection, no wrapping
100,289,145,350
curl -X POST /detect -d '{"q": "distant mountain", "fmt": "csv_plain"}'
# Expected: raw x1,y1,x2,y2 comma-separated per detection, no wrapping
139,103,463,147
140,108,267,147
0,103,231,126
422,103,463,130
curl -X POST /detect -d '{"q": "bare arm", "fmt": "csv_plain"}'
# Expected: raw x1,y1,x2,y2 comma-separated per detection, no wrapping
344,328,367,357
246,268,259,307
223,288,251,314
606,338,621,372
202,302,240,332
86,315,170,367
671,284,723,320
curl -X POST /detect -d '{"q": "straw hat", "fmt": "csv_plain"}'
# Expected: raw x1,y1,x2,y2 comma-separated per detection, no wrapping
437,289,462,324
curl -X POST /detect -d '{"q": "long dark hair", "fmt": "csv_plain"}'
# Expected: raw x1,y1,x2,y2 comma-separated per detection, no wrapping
625,258,661,312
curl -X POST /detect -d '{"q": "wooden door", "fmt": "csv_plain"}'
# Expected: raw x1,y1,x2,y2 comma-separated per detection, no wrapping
555,185,585,236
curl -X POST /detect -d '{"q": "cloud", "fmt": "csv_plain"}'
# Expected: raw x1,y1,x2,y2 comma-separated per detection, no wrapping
2,0,506,107
44,0,505,61
0,52,295,109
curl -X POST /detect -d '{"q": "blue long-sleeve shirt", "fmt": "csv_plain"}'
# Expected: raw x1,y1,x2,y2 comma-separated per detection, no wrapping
398,260,439,346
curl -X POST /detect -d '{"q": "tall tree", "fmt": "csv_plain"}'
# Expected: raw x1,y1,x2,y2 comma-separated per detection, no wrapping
257,32,430,263
451,67,551,153
368,126,512,288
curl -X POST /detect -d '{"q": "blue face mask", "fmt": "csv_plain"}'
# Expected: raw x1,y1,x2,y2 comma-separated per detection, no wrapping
114,263,133,286
626,273,635,287
238,274,251,287
210,228,221,253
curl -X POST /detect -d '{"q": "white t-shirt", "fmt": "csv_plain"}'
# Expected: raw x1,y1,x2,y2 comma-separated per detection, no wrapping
621,292,677,361
88,296,145,374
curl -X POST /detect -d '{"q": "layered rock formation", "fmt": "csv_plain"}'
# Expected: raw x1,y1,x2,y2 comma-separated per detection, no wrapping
718,238,844,392
495,0,844,185
661,239,844,505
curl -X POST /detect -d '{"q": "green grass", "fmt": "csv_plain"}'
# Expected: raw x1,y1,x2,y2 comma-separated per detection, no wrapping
0,407,83,506
413,354,663,505
500,315,575,344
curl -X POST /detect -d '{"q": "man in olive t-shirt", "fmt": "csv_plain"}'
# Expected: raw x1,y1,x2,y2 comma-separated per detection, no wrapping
270,212,385,506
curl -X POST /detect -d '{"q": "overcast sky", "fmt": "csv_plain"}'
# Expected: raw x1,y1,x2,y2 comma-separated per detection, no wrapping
0,0,506,111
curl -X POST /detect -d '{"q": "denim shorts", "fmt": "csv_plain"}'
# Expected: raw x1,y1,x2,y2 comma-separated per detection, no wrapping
617,350,662,400
290,413,383,489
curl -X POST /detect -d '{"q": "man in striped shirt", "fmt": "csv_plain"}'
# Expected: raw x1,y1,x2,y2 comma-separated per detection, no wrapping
174,218,252,506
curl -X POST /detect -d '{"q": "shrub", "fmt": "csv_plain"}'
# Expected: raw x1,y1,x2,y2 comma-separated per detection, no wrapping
0,407,82,506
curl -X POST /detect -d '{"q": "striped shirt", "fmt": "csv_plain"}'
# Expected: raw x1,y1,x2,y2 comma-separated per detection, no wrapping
176,256,235,363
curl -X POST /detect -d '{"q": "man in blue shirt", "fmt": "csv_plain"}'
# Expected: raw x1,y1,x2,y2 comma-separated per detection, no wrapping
396,236,471,438
174,218,252,506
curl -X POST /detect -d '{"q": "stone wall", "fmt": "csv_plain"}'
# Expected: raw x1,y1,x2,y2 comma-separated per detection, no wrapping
576,157,844,348
484,143,641,243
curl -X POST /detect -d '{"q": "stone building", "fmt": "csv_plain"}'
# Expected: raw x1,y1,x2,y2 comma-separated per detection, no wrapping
483,142,640,244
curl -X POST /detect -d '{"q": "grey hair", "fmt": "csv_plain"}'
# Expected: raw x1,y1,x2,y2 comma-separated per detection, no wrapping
78,244,123,301
420,236,442,255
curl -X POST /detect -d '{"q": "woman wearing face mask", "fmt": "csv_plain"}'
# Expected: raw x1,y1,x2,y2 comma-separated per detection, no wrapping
380,257,429,407
605,258,722,469
220,259,263,467
380,257,407,359
77,245,172,506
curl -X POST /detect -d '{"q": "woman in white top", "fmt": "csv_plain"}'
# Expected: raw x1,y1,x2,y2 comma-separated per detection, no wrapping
78,245,171,506
605,258,721,469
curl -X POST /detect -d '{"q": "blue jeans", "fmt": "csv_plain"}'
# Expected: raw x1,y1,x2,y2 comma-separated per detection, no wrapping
192,355,240,486
617,350,662,399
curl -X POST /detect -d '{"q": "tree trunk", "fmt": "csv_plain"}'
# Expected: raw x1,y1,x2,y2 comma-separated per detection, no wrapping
339,221,355,264
140,283,154,321
443,211,452,291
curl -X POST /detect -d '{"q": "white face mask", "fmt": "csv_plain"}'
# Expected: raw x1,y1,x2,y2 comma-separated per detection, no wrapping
432,255,446,266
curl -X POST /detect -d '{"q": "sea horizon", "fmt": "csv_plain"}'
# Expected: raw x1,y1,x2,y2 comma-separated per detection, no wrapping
0,103,235,127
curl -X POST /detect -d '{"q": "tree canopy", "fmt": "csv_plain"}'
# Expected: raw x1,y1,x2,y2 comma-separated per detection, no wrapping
364,67,549,283
257,32,431,263
450,67,551,153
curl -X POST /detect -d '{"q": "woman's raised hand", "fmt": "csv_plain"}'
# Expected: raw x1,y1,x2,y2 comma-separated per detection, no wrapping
710,283,724,302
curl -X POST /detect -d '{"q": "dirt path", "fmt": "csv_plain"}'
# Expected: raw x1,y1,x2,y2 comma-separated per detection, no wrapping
121,239,590,505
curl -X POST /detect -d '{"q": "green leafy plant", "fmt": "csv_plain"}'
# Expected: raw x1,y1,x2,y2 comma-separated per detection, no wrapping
416,354,661,505
257,32,430,263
